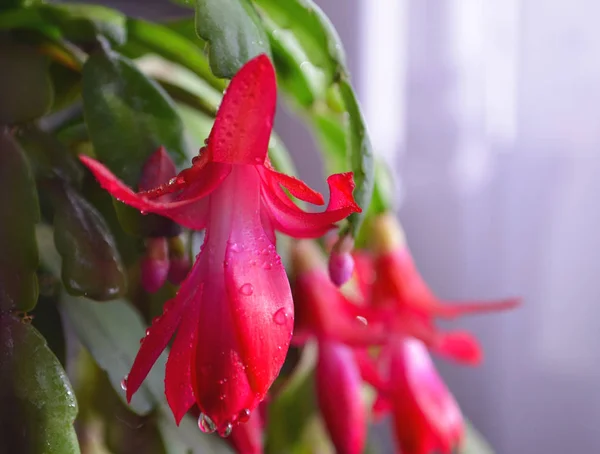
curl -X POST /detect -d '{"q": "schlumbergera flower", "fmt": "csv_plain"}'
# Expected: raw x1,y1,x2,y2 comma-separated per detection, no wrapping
360,213,520,364
372,337,463,454
291,240,382,454
79,54,361,434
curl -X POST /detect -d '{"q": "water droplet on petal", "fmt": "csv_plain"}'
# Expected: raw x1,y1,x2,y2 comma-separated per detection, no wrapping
120,376,128,391
254,157,263,164
239,283,254,296
139,337,145,344
230,243,240,252
145,328,151,336
262,262,272,270
140,210,148,215
198,413,216,433
168,177,177,185
218,422,233,438
238,408,251,423
356,316,368,326
273,308,288,325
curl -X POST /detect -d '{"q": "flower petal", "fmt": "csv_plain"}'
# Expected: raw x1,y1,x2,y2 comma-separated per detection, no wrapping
209,54,276,165
261,167,325,205
126,294,187,403
316,341,366,454
261,172,361,238
165,283,202,424
80,155,229,230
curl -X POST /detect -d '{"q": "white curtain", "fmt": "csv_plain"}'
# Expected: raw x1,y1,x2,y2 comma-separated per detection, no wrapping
350,0,600,452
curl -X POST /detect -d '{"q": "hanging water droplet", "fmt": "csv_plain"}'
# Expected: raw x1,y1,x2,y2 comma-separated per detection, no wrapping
145,328,151,336
239,283,254,296
273,308,288,325
198,413,216,433
120,375,128,391
218,422,233,438
238,408,251,423
191,155,200,164
140,210,148,215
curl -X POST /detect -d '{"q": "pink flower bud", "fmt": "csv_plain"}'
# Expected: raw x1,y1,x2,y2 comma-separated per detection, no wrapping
328,234,355,287
167,236,191,285
141,237,169,293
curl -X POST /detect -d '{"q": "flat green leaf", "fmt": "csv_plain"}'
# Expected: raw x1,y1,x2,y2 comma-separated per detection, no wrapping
60,293,166,415
266,344,318,454
17,126,83,185
48,181,126,301
0,315,79,454
127,18,225,90
39,3,127,46
82,47,187,186
0,38,53,125
195,0,271,78
253,0,345,107
0,130,39,312
338,80,374,236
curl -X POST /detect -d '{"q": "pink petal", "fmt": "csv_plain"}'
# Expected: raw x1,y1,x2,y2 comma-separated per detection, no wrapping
165,283,202,424
191,166,293,429
316,341,366,454
228,410,264,454
209,55,276,165
126,293,188,403
435,297,521,318
80,155,229,230
261,167,324,205
433,331,483,365
261,172,361,238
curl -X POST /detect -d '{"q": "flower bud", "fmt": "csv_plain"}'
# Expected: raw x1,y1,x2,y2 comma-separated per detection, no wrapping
140,237,169,293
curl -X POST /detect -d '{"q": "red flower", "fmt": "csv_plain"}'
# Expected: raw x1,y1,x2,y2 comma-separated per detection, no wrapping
373,337,464,454
79,55,361,432
358,213,520,364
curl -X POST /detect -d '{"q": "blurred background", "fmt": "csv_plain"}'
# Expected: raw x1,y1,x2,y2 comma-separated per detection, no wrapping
64,0,599,452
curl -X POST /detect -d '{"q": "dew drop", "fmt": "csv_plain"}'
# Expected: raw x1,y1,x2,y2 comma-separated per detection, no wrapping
191,156,200,164
145,328,151,336
238,408,251,423
139,337,145,344
120,376,128,391
198,413,216,434
204,138,209,145
273,308,288,325
262,262,272,270
140,210,148,215
254,157,263,164
218,422,233,438
168,177,177,185
239,283,254,296
230,243,241,253
356,316,368,326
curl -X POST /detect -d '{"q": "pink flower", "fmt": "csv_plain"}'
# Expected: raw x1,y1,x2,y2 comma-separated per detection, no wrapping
359,213,520,364
79,55,361,431
373,337,464,454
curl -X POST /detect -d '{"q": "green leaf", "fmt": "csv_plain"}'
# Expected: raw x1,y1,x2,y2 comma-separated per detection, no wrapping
60,293,166,415
82,47,187,186
126,18,225,90
32,281,67,367
39,3,127,46
16,126,83,184
48,181,127,301
0,130,39,312
253,0,345,107
338,80,374,236
266,343,318,453
0,315,79,454
0,38,53,125
195,0,271,78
